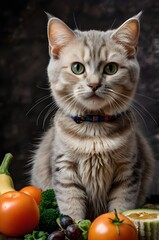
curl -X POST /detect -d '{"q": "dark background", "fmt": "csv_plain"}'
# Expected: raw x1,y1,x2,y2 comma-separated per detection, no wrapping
0,0,159,197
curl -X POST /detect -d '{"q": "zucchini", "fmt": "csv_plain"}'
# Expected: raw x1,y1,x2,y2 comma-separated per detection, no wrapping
122,209,159,240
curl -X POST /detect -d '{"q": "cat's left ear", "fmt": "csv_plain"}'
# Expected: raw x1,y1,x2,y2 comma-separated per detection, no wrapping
47,16,75,57
111,12,142,56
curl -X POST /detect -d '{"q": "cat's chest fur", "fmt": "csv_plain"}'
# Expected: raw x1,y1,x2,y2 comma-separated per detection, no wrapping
53,114,130,198
55,114,129,155
78,152,114,202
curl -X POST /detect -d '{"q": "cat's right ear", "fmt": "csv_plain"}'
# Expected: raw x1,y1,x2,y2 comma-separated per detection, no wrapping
47,17,75,57
111,12,142,56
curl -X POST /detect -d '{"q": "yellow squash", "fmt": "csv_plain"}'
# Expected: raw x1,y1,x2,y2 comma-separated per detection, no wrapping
0,153,15,194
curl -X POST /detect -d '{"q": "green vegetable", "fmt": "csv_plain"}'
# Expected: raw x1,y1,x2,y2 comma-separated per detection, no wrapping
78,219,91,240
122,208,159,240
40,189,56,202
39,189,58,212
37,189,61,233
38,208,60,233
24,230,49,240
37,188,91,239
0,153,15,194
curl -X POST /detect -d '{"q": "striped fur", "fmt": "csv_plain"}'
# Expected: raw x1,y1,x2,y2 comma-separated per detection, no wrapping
30,13,155,221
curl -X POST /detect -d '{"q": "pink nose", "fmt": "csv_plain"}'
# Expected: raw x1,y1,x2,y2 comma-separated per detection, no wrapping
88,83,101,91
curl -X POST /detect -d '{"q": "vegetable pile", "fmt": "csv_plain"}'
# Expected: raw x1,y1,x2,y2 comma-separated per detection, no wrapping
1,153,159,240
32,188,91,240
0,153,40,237
0,153,91,240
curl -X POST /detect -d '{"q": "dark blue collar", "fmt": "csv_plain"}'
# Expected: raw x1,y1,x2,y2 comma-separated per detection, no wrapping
71,112,125,124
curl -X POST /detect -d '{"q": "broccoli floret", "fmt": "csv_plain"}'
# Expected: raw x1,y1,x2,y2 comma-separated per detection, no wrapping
41,189,56,201
24,230,49,240
39,189,58,212
37,189,61,233
38,208,60,233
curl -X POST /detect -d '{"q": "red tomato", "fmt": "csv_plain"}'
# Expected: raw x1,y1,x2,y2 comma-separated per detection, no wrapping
88,211,138,240
0,191,40,237
20,185,42,205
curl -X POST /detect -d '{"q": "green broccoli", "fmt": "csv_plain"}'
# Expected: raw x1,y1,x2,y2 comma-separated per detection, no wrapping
24,230,49,240
37,189,61,233
38,208,60,233
39,189,58,212
41,189,56,201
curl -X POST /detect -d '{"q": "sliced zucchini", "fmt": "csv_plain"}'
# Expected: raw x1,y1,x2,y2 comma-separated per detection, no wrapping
122,209,159,240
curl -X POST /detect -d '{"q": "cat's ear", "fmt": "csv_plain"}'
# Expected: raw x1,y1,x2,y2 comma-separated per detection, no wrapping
47,16,75,57
111,12,142,56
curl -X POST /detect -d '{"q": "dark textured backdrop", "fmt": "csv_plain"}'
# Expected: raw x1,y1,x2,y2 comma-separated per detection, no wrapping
0,0,159,197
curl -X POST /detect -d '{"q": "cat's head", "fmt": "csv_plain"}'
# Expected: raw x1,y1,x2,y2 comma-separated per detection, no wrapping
47,13,141,116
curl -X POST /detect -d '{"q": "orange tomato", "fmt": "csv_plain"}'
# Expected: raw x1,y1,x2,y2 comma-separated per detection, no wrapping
0,191,40,237
20,185,42,205
88,211,138,240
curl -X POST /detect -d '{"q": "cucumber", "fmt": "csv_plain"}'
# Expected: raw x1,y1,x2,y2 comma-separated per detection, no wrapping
122,209,159,240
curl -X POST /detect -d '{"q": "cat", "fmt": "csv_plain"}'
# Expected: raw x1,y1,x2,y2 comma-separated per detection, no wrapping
30,12,155,221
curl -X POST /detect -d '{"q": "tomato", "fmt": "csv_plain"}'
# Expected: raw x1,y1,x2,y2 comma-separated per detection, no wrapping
88,210,138,240
20,185,42,205
0,191,40,237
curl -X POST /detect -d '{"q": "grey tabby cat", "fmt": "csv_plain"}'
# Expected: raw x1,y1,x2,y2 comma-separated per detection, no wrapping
30,12,155,221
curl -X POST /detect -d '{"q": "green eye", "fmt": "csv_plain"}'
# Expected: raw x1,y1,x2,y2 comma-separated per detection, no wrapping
104,62,118,75
71,62,85,75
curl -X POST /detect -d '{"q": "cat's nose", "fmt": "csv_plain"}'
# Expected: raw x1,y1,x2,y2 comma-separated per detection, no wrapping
88,83,101,92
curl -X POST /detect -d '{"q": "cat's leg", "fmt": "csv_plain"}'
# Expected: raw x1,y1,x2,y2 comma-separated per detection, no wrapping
30,128,54,190
107,135,155,212
107,169,141,212
53,161,87,221
136,135,155,206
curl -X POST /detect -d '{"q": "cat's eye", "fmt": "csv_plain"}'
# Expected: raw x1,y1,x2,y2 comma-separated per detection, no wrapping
71,62,85,75
104,62,118,75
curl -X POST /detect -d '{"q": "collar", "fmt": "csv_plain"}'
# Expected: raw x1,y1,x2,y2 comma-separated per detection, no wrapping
71,112,125,124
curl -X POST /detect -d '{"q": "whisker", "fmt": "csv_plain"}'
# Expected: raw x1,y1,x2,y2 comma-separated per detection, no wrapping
105,92,134,131
130,104,148,131
35,95,51,103
135,101,158,125
111,90,146,129
26,94,52,116
57,90,88,117
136,92,159,101
133,98,158,126
57,97,78,118
105,89,138,131
73,12,79,30
36,84,51,91
42,104,58,129
36,101,56,127
107,88,158,126
110,18,116,30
